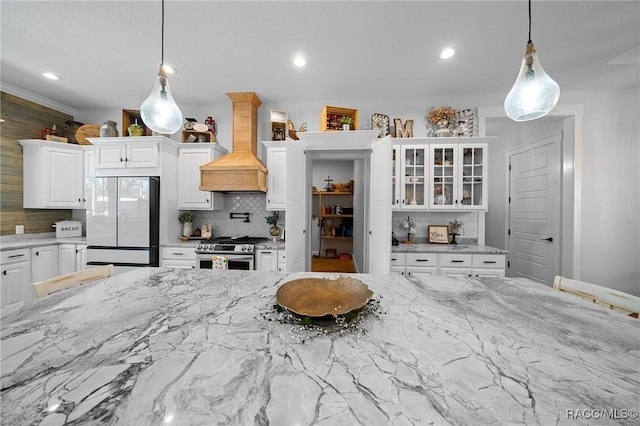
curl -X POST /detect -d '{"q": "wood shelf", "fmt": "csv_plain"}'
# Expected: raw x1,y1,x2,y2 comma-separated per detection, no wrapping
313,191,352,195
320,214,353,218
181,130,216,143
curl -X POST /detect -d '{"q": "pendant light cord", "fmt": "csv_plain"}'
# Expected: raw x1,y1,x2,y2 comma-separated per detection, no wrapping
161,0,165,66
528,0,532,43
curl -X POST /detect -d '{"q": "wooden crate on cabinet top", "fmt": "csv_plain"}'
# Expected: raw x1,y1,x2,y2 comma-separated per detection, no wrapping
321,106,358,131
181,130,216,143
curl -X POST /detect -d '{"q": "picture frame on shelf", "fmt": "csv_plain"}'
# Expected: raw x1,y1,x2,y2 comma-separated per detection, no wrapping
428,225,449,244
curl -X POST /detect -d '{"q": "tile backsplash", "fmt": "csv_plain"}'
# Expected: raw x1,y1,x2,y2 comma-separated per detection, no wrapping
191,193,284,239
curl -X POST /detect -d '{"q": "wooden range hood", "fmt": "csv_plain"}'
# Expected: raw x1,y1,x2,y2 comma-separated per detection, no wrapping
199,92,267,192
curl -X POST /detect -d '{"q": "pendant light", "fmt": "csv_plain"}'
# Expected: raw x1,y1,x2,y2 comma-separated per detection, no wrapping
504,0,560,122
140,0,183,134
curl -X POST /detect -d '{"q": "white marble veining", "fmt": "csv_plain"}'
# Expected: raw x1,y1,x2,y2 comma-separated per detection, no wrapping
1,269,638,425
393,243,508,254
0,233,87,251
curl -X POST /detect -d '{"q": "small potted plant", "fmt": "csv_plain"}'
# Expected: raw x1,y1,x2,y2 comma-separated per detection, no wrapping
179,211,194,237
449,218,463,235
265,211,280,241
339,116,353,131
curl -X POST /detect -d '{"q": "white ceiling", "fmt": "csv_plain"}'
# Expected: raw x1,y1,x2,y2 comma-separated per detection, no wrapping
1,0,639,112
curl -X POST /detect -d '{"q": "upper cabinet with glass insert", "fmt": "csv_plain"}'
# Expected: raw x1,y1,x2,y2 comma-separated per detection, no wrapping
429,143,487,210
391,137,492,211
393,145,429,210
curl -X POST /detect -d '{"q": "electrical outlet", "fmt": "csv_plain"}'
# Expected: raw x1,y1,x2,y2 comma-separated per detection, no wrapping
16,225,24,234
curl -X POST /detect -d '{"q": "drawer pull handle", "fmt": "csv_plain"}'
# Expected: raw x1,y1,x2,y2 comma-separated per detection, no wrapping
416,259,430,262
262,251,272,254
451,260,464,263
391,258,397,261
8,254,25,259
483,261,497,264
172,252,183,256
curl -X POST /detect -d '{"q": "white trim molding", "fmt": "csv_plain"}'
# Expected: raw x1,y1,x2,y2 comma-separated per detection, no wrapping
0,81,78,116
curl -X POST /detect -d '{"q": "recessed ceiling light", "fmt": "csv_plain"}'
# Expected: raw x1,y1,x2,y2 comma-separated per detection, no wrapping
293,56,306,67
42,72,60,80
440,48,455,59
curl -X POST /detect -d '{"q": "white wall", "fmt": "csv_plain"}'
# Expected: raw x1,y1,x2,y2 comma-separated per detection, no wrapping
75,88,639,295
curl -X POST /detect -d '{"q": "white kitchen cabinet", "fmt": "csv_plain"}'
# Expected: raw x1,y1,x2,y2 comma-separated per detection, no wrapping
76,244,87,271
277,250,286,272
255,249,278,272
405,253,438,278
58,243,88,275
393,145,429,210
90,137,160,176
177,144,227,210
1,249,31,313
58,243,77,275
31,245,59,287
390,251,505,277
161,246,196,269
471,254,506,278
429,143,487,210
390,252,405,275
263,141,287,211
19,140,85,208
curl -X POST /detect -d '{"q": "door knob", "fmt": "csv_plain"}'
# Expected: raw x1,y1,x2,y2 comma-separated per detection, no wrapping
541,237,553,242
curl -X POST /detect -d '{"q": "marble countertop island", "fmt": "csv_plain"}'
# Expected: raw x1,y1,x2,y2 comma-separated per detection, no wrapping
1,269,638,425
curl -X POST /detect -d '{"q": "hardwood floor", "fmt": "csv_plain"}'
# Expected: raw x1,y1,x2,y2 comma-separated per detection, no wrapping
311,256,357,273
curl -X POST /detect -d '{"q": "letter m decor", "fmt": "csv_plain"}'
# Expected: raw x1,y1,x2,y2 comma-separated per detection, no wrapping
394,118,414,138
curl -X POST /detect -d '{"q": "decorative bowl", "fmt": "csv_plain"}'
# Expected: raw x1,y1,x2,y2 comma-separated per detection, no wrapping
275,276,374,317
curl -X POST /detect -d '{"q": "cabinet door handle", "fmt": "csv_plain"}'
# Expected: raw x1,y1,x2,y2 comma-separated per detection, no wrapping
206,199,210,203
35,251,40,256
483,261,497,264
540,237,553,242
2,270,6,276
120,158,124,162
8,254,25,259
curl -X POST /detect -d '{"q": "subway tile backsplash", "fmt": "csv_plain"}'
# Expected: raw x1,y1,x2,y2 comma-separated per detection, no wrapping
192,193,284,239
392,211,478,244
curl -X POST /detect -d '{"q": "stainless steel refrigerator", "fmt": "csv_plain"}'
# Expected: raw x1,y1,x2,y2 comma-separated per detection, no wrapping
86,177,160,267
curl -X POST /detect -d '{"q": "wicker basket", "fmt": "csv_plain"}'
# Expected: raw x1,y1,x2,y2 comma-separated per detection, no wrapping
275,276,373,317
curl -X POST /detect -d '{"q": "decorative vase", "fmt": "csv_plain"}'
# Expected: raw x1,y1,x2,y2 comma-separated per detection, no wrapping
100,120,119,137
270,225,281,241
128,119,145,136
434,119,453,137
342,123,351,131
182,222,193,237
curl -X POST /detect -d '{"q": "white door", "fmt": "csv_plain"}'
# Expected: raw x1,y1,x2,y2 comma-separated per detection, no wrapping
367,137,392,274
508,132,562,286
285,142,308,272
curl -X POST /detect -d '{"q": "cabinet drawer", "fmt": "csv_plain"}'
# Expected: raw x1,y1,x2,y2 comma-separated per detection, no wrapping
161,247,196,260
406,253,437,267
472,255,505,269
440,254,472,267
1,249,30,264
390,252,406,266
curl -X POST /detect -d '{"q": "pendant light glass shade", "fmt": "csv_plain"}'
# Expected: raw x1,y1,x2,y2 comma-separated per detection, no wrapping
140,65,183,134
504,41,560,121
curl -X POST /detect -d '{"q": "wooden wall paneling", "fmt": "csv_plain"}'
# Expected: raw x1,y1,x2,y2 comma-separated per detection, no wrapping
0,92,75,236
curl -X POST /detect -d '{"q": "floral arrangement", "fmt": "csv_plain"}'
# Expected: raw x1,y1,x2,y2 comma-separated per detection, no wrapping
426,105,458,125
449,218,464,231
265,211,279,225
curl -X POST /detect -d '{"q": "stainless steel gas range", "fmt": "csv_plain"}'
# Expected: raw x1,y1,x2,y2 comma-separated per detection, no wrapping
195,236,269,270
